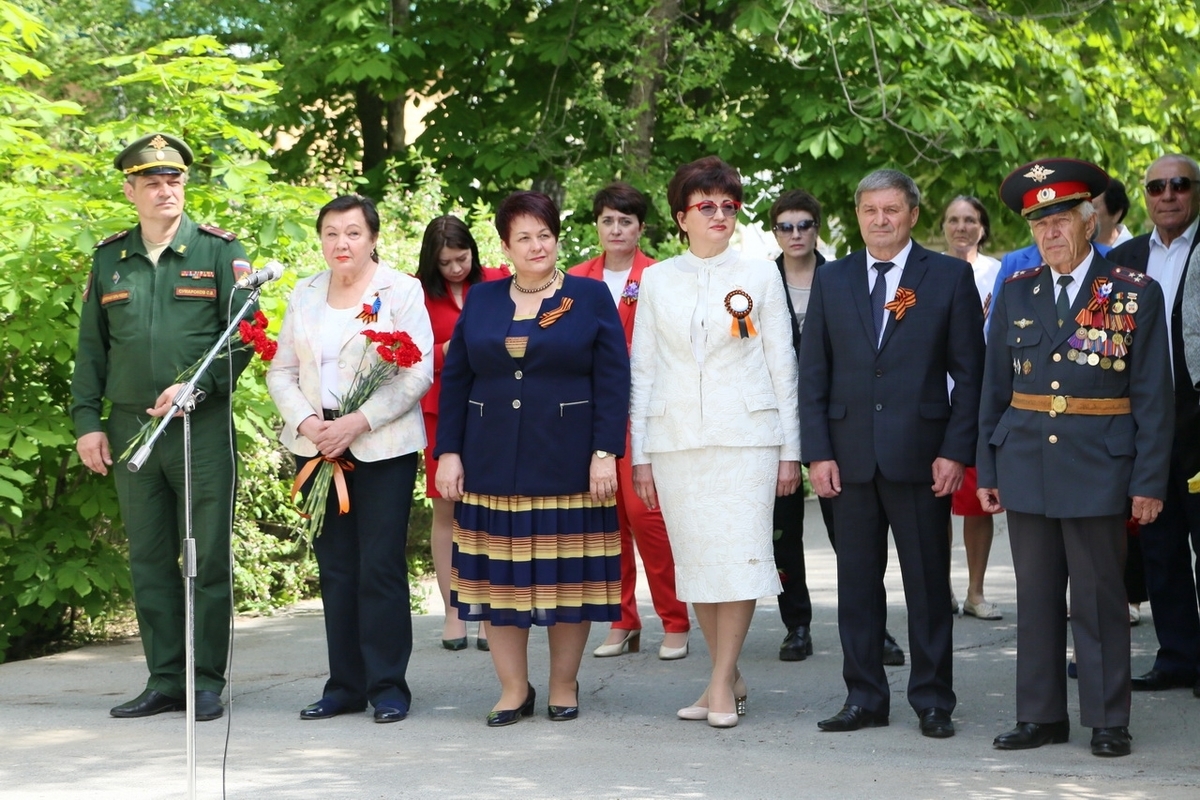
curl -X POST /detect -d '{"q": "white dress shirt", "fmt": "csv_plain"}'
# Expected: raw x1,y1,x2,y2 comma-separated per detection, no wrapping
867,238,913,346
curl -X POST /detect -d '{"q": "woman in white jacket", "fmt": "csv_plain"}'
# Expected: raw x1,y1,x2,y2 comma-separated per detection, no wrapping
630,157,800,728
266,195,433,724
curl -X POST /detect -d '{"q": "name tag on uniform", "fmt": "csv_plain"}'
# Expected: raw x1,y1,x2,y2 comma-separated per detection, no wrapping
175,286,217,300
101,290,130,305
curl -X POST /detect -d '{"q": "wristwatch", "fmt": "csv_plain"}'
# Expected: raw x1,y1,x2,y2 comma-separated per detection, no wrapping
593,450,613,459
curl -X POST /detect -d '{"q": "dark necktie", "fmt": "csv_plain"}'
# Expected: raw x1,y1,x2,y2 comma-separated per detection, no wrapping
1056,275,1073,327
871,261,895,341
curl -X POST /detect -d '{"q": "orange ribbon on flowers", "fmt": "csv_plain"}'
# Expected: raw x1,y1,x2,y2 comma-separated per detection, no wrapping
884,287,916,321
290,455,356,516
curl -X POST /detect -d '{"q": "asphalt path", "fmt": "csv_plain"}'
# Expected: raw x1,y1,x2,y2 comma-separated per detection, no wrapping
2,499,1198,799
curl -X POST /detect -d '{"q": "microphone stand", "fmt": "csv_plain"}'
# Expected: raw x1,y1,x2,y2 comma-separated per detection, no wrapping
127,286,262,800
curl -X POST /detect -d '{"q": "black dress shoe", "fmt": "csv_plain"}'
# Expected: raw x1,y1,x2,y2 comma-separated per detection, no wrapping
1130,668,1194,691
442,637,468,651
1091,726,1132,757
918,707,955,738
779,626,814,662
818,704,889,732
194,690,224,721
882,631,906,667
373,700,409,723
993,720,1070,750
110,689,185,718
486,683,536,727
548,681,580,721
300,696,367,720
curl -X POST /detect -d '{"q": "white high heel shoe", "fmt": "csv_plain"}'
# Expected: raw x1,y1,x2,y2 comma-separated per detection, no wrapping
592,629,640,657
658,635,689,660
677,677,747,721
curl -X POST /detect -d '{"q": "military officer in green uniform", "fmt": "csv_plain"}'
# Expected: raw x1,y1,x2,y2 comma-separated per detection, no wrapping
71,133,256,721
978,159,1173,757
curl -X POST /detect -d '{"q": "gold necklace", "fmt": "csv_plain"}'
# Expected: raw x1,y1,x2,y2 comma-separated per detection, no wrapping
513,271,559,294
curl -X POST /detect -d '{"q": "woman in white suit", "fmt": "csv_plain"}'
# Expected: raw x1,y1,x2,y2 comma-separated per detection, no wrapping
266,195,433,724
630,157,800,728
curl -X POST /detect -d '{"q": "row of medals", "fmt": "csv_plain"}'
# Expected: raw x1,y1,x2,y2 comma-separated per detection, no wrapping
1065,290,1138,372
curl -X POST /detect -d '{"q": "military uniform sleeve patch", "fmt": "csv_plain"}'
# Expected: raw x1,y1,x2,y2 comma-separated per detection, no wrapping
232,258,251,279
1005,266,1044,283
83,271,93,302
1112,266,1150,287
198,223,237,241
95,229,130,248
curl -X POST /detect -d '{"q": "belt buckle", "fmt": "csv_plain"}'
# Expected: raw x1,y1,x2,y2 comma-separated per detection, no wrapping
1050,395,1068,414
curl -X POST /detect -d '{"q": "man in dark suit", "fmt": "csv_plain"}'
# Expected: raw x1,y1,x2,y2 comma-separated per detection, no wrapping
800,169,985,738
1107,154,1200,696
980,158,1173,756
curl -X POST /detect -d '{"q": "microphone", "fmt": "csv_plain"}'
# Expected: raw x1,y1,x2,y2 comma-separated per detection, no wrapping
235,260,285,290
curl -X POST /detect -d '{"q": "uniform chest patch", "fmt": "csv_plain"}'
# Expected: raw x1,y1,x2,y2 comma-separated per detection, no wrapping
175,286,217,300
180,270,215,280
101,289,131,305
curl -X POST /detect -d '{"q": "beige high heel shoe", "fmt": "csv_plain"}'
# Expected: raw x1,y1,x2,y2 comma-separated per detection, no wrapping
678,676,747,721
593,629,640,657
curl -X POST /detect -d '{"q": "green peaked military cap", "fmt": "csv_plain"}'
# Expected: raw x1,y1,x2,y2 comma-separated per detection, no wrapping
113,132,193,175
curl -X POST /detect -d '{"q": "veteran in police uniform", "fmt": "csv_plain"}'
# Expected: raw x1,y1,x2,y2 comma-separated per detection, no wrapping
977,159,1173,757
71,133,256,721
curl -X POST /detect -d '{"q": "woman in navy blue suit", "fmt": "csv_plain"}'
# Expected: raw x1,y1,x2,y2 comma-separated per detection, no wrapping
434,191,630,726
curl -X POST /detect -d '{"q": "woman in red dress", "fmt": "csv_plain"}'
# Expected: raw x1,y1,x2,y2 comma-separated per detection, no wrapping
417,215,509,650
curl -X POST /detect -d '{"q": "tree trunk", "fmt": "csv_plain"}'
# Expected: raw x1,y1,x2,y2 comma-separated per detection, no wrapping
355,81,386,176
531,176,566,209
386,0,410,156
625,0,681,175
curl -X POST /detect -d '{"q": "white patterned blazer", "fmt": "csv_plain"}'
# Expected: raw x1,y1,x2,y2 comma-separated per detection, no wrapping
629,247,800,465
266,264,434,461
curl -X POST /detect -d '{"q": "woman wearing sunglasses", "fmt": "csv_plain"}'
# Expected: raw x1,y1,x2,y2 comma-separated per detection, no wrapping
629,156,800,728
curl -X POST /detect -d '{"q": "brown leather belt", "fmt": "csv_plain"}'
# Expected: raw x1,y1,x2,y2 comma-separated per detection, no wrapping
1010,391,1131,415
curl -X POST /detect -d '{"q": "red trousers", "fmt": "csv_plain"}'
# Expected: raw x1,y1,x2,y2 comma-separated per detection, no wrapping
614,445,690,633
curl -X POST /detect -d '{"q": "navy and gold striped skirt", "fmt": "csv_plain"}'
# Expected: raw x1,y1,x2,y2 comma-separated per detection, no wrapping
450,492,622,628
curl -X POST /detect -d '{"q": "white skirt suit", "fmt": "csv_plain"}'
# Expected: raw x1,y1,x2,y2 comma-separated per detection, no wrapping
629,247,800,602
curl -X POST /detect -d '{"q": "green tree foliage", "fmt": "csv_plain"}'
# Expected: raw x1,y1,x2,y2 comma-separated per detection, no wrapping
137,0,1194,252
0,8,329,661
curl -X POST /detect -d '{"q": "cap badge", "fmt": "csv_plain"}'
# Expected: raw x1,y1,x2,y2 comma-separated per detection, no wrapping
1036,187,1057,202
149,135,169,150
1024,164,1055,182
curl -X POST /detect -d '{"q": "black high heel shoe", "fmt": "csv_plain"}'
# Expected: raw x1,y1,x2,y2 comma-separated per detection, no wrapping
548,681,579,722
486,683,536,727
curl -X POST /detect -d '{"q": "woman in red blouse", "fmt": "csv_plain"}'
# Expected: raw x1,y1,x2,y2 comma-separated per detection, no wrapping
417,215,509,651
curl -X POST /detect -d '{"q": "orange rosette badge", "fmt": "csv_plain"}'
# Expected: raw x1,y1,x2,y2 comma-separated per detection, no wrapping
724,289,757,338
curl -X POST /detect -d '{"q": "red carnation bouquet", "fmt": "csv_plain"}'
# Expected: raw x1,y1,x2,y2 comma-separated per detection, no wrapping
238,310,278,362
292,329,423,540
119,310,277,462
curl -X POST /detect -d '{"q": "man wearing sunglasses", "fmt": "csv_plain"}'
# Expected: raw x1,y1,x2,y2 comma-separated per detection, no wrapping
1108,154,1200,698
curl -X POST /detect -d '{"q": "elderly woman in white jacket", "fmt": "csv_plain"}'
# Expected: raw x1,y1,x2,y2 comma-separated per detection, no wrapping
630,157,800,729
266,194,433,724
